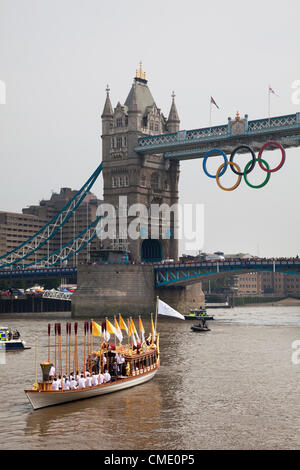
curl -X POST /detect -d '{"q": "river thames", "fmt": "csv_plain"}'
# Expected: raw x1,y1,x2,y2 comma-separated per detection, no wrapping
0,305,299,450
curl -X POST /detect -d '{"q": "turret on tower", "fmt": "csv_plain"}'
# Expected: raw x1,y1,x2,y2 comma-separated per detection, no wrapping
167,91,180,133
101,85,113,134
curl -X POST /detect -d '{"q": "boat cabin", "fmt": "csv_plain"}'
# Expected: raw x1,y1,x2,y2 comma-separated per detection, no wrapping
124,349,158,377
0,327,21,342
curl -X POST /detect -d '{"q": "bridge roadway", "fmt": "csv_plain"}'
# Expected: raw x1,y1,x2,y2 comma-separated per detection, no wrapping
0,266,77,281
154,258,300,287
135,113,300,160
1,259,300,287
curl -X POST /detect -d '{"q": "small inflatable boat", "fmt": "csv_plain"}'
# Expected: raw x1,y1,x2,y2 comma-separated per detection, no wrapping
191,324,211,332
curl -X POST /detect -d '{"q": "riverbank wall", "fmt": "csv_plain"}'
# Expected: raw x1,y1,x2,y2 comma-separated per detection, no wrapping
233,295,300,306
0,296,71,314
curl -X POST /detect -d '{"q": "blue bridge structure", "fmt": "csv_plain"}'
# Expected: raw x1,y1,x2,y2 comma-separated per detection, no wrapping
0,267,77,281
154,258,300,288
135,112,300,160
1,258,300,288
1,110,300,289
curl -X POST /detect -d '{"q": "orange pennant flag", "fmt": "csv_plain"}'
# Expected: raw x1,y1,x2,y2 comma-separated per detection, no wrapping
151,315,155,340
115,318,121,334
119,314,128,333
130,318,137,335
106,319,116,335
131,318,140,343
139,317,145,334
92,321,102,337
128,319,133,337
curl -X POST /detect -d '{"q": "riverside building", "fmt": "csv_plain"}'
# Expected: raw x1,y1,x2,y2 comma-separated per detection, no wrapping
0,188,102,266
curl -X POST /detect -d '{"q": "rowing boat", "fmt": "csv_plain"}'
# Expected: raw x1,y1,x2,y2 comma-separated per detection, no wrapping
25,314,160,410
25,352,159,410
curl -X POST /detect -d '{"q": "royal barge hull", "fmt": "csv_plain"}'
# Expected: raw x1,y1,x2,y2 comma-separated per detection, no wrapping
25,367,158,410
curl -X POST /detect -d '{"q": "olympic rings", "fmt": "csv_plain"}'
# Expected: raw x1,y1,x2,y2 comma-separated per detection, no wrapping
257,141,286,173
203,149,228,179
243,158,271,189
229,145,256,175
216,161,242,191
202,141,285,191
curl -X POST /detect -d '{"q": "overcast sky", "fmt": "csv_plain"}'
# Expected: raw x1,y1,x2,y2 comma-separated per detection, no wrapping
1,0,300,257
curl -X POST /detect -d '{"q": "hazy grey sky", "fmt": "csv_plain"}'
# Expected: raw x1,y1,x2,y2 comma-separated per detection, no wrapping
1,0,300,257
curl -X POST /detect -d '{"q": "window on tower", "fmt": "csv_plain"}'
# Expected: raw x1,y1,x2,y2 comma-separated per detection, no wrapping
151,174,159,191
112,175,129,188
116,118,123,127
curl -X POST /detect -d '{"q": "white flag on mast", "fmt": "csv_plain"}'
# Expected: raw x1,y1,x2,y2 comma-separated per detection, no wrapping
157,299,185,320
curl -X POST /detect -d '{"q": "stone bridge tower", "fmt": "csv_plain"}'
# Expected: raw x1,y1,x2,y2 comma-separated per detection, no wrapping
101,64,180,262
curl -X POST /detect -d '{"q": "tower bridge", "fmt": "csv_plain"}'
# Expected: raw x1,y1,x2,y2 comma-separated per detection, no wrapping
1,64,299,316
135,113,300,160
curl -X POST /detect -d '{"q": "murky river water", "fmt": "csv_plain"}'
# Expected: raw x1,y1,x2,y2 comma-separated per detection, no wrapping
0,305,299,450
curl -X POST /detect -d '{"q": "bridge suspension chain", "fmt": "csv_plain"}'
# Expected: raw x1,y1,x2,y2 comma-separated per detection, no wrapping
0,162,103,268
20,216,103,268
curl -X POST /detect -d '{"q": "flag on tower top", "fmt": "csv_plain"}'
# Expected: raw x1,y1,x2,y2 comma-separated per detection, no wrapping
210,96,219,109
269,86,279,96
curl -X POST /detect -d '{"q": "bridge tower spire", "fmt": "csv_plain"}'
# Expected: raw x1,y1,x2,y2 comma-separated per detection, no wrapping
101,85,113,134
167,91,180,133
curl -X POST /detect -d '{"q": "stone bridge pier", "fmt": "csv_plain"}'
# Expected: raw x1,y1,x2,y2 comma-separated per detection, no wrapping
71,264,204,318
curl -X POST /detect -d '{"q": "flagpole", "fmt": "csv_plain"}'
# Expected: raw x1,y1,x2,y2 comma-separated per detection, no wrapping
68,323,71,378
209,98,212,130
99,334,103,383
155,296,159,341
48,323,51,363
90,320,93,374
34,336,38,390
150,312,154,343
58,323,63,392
74,322,78,376
268,85,271,123
65,323,68,377
105,317,109,372
84,322,87,377
127,318,130,348
113,315,116,347
54,323,57,378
